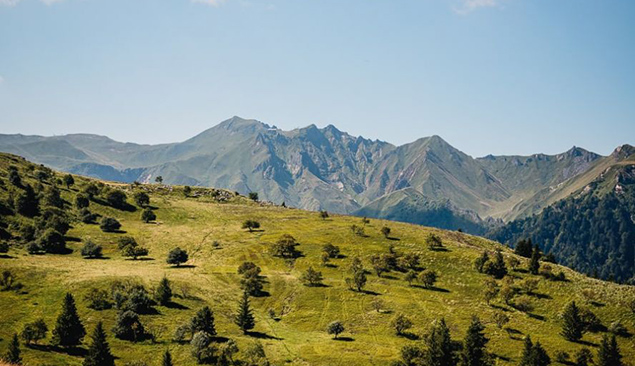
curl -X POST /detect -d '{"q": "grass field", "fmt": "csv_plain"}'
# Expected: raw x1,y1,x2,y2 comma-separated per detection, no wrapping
0,153,634,366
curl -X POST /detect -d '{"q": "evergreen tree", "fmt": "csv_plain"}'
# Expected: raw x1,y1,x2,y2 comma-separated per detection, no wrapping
155,277,172,306
5,333,21,364
460,316,491,366
83,322,115,366
561,301,584,342
112,310,145,342
597,334,623,366
529,246,541,275
52,293,86,347
530,342,551,366
234,292,256,333
190,306,216,336
423,318,455,366
162,349,173,366
63,174,75,189
514,239,533,258
519,336,534,366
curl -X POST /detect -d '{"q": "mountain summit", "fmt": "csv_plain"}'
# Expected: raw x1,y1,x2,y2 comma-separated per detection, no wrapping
0,116,630,229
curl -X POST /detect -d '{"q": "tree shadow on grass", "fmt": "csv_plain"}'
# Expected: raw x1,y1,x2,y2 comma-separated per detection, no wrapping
492,354,511,362
246,331,283,340
531,292,552,300
305,283,330,288
381,274,400,280
575,340,598,348
491,304,512,312
590,301,605,307
360,289,381,296
83,256,111,260
165,301,189,310
333,336,354,342
413,285,450,293
46,345,88,357
167,264,197,269
252,291,271,298
0,254,15,259
429,247,449,252
126,257,155,261
527,313,546,321
65,236,82,242
400,332,420,340
387,237,400,241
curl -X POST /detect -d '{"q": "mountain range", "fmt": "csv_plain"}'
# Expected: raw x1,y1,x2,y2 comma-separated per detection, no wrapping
1,116,633,233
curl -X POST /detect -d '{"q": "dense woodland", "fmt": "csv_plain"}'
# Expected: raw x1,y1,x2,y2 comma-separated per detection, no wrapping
489,170,635,284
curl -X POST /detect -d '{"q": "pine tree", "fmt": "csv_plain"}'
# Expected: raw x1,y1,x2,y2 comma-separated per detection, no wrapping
162,349,173,366
155,277,172,306
519,336,533,366
235,291,256,333
597,334,623,366
529,246,541,275
424,318,455,366
460,316,491,366
190,306,216,336
5,333,21,364
52,293,86,347
83,322,115,366
561,301,584,342
530,342,551,366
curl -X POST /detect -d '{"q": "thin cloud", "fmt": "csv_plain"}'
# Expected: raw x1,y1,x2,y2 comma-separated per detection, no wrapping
0,76,4,84
40,0,64,5
0,0,22,6
192,0,226,6
453,0,501,15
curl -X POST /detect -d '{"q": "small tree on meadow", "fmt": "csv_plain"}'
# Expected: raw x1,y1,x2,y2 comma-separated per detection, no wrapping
459,316,491,366
63,174,75,189
100,217,121,233
155,176,163,184
242,220,261,232
162,349,174,366
83,321,115,366
20,319,48,345
234,292,256,334
327,321,345,339
561,301,585,342
52,293,86,347
5,333,21,364
319,210,329,220
391,314,413,336
81,240,103,259
133,191,150,207
514,239,533,258
300,266,323,286
597,334,623,366
419,269,438,289
167,247,189,267
381,226,391,238
483,278,499,305
141,207,156,223
423,318,456,366
190,306,216,336
113,310,146,342
155,277,173,306
248,192,259,201
122,244,149,260
322,243,340,258
426,233,443,250
405,270,418,286
75,193,90,209
529,246,541,275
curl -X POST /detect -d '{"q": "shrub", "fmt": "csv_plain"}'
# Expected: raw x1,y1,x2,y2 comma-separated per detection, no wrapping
248,192,259,201
242,220,261,232
391,314,413,335
381,226,391,238
20,319,48,345
122,245,149,260
418,269,438,289
100,217,121,233
426,233,443,249
270,234,300,258
105,189,128,209
322,243,340,258
0,241,9,254
81,241,103,259
113,310,146,342
141,208,156,223
133,191,150,207
85,288,112,310
79,208,96,223
37,228,66,254
319,210,329,220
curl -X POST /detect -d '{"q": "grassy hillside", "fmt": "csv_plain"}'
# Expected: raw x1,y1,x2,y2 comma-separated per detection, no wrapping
0,153,634,366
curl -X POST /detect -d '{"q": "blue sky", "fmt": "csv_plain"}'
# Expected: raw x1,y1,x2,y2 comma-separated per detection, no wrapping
0,0,634,157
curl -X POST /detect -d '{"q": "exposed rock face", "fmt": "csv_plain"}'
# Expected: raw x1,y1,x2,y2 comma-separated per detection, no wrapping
0,117,629,230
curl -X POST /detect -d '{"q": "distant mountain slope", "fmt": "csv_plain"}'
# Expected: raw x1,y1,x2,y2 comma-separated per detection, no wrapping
489,146,635,283
354,188,493,235
0,116,622,223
